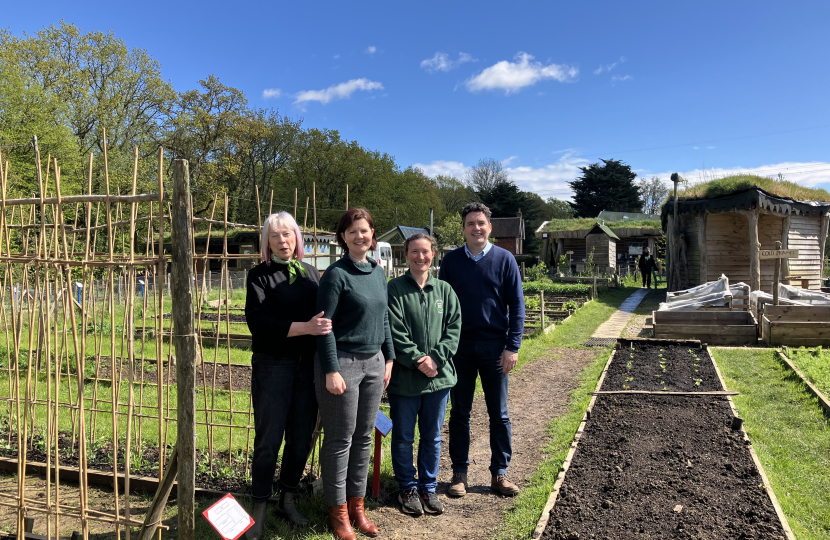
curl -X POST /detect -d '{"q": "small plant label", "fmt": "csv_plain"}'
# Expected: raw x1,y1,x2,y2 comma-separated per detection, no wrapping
202,494,254,540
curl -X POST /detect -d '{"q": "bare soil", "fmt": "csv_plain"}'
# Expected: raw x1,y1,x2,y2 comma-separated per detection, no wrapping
542,395,786,540
367,348,597,540
92,356,252,391
603,343,721,392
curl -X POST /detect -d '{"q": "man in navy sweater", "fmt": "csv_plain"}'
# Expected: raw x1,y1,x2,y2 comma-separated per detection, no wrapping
439,202,525,497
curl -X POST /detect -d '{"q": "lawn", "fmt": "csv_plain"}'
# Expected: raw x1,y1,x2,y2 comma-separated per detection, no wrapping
713,347,830,540
783,346,830,397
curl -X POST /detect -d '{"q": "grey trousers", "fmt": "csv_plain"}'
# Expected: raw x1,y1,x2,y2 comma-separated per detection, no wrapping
314,350,385,506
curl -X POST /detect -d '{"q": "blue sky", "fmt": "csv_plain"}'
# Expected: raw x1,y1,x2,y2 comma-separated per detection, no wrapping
5,1,830,199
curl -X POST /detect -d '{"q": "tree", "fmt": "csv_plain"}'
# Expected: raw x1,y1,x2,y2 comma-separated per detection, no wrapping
568,159,643,218
540,198,575,219
638,176,670,215
464,157,509,195
434,174,477,214
434,212,465,249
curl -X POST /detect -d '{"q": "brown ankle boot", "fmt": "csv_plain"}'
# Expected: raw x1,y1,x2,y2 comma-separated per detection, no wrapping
347,496,378,537
327,504,356,540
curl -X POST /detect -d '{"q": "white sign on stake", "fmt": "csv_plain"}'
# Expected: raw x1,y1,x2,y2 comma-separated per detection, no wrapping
759,249,799,259
202,494,254,540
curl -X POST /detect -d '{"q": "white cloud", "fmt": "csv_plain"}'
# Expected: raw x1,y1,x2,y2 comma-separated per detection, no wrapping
366,46,377,55
333,54,340,59
420,52,477,73
502,155,519,166
652,162,830,189
262,88,282,99
593,56,626,75
611,75,632,82
465,52,578,94
413,152,589,200
294,78,384,106
414,156,830,202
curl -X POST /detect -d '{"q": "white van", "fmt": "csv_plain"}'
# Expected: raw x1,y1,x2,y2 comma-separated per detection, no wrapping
373,242,394,277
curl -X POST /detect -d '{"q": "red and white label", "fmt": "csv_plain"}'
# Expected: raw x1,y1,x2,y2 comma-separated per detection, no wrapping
202,494,254,540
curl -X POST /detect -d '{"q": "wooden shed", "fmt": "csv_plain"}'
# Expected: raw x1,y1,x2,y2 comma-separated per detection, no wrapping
585,222,618,271
535,217,663,274
662,186,830,292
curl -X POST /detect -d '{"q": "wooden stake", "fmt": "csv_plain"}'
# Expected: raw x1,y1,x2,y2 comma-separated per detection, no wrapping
171,159,196,540
294,188,298,218
254,184,261,228
773,240,782,306
269,189,274,216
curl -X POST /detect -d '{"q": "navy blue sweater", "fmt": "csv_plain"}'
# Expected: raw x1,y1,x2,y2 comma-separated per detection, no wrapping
438,245,525,351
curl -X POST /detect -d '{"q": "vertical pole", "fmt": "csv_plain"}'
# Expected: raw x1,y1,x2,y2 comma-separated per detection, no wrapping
372,429,382,498
747,210,761,292
313,183,318,270
294,188,298,218
254,185,261,228
773,241,781,305
540,290,545,332
171,159,196,540
346,184,349,210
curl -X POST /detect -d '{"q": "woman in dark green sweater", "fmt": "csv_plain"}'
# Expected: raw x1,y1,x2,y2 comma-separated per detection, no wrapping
315,208,395,540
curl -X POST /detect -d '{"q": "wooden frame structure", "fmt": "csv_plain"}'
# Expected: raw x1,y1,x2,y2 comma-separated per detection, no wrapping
0,139,334,538
662,187,830,292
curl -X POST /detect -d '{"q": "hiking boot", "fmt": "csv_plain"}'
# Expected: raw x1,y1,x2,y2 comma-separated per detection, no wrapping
420,491,444,515
491,474,520,496
398,488,424,516
245,501,268,540
447,472,468,498
275,490,310,527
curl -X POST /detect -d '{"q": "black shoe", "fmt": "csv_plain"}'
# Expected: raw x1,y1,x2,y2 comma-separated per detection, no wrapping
276,490,310,527
398,488,424,516
246,501,268,540
420,491,444,515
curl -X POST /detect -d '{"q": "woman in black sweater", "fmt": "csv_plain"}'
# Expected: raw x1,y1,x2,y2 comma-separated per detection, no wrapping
244,211,331,539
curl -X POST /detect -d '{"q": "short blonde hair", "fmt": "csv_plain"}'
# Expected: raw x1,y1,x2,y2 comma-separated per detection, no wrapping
261,212,304,263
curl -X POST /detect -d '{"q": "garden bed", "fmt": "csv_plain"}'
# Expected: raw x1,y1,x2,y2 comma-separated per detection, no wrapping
603,341,721,392
537,340,793,540
543,395,786,540
653,310,758,346
90,355,252,390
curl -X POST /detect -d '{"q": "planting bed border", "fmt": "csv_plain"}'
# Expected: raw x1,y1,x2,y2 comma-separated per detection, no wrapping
531,338,796,540
775,349,830,417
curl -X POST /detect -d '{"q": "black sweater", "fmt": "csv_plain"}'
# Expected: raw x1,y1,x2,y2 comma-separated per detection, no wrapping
245,260,321,360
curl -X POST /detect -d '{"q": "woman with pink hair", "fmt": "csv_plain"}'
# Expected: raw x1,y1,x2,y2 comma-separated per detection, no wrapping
244,212,331,539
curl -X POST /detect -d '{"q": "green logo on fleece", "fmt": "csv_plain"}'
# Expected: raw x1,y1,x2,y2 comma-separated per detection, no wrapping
435,300,444,313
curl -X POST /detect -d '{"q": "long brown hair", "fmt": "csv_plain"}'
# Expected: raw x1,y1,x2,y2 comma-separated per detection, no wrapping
336,208,378,252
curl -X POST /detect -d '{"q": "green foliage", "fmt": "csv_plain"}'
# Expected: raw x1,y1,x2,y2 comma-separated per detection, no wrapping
675,174,830,203
525,261,549,282
541,197,575,219
434,212,465,248
568,158,643,218
539,217,662,233
522,281,590,296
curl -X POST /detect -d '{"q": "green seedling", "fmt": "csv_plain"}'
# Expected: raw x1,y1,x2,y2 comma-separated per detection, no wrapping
693,378,702,387
625,376,634,382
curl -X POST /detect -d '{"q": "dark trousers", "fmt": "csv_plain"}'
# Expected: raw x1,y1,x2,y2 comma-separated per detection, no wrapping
448,338,512,476
642,270,652,288
250,352,318,502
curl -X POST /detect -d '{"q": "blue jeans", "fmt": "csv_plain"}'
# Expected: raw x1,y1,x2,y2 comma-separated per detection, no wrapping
388,388,451,493
448,338,511,476
250,352,318,501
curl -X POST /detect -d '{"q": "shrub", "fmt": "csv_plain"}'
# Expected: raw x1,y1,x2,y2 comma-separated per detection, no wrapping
522,281,590,296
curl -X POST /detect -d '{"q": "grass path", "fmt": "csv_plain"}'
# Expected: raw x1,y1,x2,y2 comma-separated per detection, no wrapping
713,347,830,540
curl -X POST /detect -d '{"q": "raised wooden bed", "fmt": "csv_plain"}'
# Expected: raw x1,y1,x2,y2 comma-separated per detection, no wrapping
534,337,794,540
761,305,830,347
652,309,757,345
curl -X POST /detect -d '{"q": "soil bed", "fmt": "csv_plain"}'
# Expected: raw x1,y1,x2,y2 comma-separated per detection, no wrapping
159,312,248,323
543,394,786,540
92,356,252,390
603,343,721,392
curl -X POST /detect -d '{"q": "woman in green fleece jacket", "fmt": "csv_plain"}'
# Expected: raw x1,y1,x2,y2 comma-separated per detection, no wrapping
315,208,395,540
387,233,462,517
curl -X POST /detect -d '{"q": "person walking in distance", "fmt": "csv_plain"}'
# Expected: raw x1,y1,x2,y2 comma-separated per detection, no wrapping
439,202,525,497
387,233,461,516
638,247,658,289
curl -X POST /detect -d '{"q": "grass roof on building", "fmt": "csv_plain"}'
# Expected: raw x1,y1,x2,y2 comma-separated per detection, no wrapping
539,217,662,233
674,174,830,202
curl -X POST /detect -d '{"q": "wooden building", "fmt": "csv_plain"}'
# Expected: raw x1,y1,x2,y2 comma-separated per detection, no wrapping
585,222,618,270
490,212,526,255
661,187,830,292
377,225,432,266
535,218,663,273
